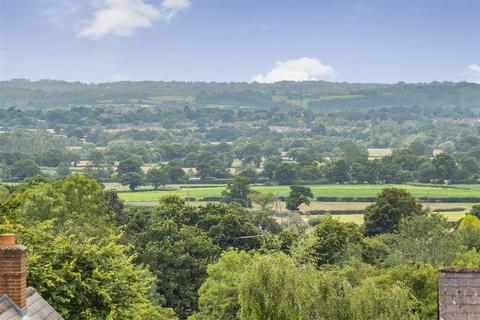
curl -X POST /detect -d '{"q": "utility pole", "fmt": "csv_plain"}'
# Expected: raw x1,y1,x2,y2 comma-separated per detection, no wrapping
275,191,283,224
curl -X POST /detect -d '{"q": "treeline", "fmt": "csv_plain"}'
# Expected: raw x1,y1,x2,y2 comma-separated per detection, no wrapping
0,131,69,154
3,138,480,187
1,79,479,110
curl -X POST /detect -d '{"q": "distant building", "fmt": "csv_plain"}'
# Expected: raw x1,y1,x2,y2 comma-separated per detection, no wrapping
0,234,63,320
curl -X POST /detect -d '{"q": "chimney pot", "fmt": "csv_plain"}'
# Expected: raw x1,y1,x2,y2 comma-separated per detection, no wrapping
0,233,16,246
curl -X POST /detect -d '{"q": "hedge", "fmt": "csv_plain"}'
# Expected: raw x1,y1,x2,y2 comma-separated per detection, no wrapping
201,196,226,202
308,209,364,215
316,197,376,202
432,207,466,212
419,197,480,203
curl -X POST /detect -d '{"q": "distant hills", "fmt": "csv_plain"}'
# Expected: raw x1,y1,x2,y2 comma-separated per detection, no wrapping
1,79,479,111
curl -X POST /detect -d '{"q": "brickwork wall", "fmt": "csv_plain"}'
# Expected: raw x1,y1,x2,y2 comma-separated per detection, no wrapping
438,270,480,320
0,245,27,309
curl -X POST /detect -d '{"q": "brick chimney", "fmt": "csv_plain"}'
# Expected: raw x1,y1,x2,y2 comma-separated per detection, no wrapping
0,233,27,310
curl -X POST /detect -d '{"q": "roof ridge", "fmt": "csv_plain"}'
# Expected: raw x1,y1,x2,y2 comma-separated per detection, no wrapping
0,294,27,317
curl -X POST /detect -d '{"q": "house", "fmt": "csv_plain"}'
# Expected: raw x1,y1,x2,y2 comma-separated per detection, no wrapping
0,234,63,320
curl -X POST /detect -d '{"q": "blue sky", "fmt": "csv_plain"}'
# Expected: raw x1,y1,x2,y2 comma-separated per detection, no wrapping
0,0,479,83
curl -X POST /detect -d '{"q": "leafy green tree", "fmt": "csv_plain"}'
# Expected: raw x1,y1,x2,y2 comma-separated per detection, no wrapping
468,204,480,219
55,162,71,178
349,280,420,320
136,219,220,318
294,217,361,267
151,197,262,251
249,191,275,211
457,155,480,182
161,162,186,183
416,162,436,183
237,168,257,183
0,185,9,201
195,203,262,251
274,162,298,185
120,171,145,191
0,222,176,320
409,139,432,156
117,157,143,176
457,215,480,250
146,167,170,189
12,174,112,237
350,161,378,183
262,157,281,179
196,250,259,320
389,149,420,171
377,264,437,319
10,159,40,180
340,140,369,166
223,176,252,207
64,149,81,167
285,185,313,211
432,153,458,182
311,121,326,135
198,159,229,179
261,229,299,254
363,188,423,236
453,249,480,267
325,160,350,183
394,214,461,266
104,190,127,226
87,149,105,167
361,236,391,266
40,148,64,167
238,253,303,320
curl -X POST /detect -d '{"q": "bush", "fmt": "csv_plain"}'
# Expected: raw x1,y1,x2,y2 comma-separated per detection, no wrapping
307,216,326,227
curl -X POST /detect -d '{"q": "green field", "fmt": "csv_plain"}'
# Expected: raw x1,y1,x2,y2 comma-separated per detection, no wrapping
117,184,480,205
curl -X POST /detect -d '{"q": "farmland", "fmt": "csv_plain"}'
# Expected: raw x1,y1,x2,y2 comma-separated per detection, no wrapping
115,183,479,224
312,211,467,225
116,183,480,205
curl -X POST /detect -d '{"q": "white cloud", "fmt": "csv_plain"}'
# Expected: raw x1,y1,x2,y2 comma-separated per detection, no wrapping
78,0,190,39
163,0,190,10
251,57,336,83
465,64,480,84
161,0,190,22
112,73,130,81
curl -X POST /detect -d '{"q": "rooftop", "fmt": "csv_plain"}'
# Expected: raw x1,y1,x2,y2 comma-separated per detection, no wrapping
0,288,63,320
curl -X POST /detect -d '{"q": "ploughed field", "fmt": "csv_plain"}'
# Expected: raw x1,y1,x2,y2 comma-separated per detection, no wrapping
113,183,480,223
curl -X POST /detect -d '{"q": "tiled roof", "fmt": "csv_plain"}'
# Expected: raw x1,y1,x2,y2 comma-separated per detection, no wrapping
0,288,63,320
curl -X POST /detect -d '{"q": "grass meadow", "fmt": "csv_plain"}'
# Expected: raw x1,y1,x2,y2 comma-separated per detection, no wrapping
114,183,479,224
116,183,480,204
